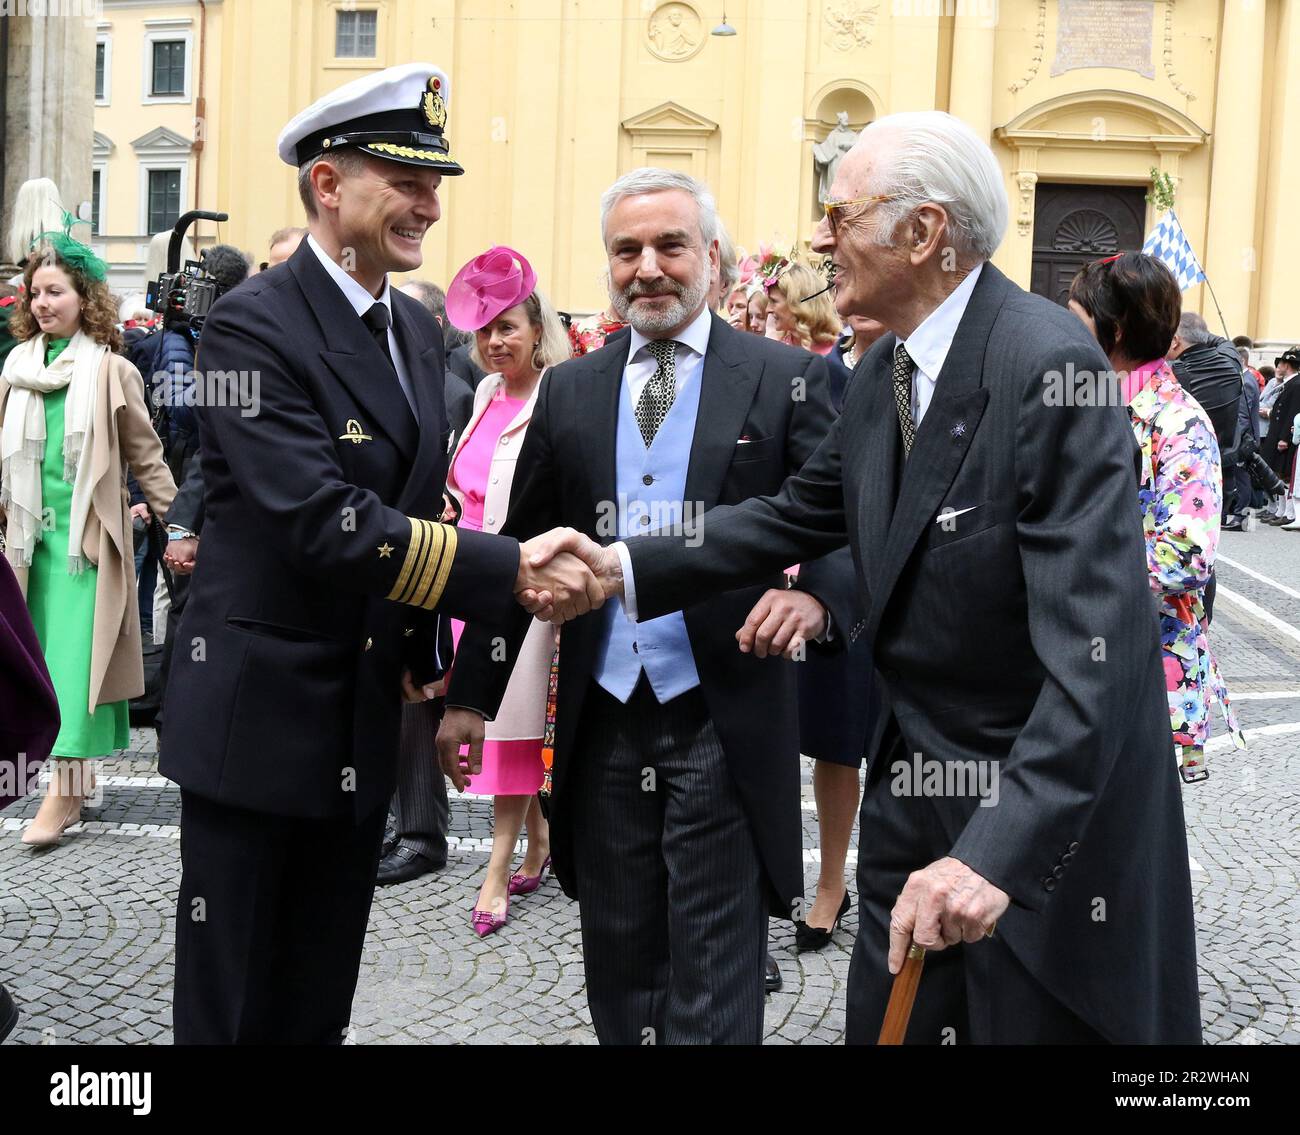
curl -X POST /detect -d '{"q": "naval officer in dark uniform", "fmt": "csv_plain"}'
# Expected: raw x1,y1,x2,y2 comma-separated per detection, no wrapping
161,63,604,1044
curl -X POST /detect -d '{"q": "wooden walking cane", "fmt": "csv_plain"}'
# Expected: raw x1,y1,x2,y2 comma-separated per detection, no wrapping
877,943,925,1045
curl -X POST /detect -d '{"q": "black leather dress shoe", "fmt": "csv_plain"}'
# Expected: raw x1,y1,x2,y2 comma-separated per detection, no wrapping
1,984,18,1043
764,952,782,994
794,891,851,953
375,843,444,885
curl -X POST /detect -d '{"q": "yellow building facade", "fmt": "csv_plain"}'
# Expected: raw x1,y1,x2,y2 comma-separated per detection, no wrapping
92,0,1300,349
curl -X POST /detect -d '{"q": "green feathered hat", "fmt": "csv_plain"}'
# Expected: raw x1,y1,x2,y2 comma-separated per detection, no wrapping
30,210,107,283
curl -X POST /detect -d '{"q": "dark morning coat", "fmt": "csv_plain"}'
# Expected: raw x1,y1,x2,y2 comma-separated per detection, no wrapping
623,265,1202,1043
159,240,519,823
447,314,863,918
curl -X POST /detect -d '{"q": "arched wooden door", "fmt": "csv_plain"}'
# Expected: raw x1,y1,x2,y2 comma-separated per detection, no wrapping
1030,184,1149,306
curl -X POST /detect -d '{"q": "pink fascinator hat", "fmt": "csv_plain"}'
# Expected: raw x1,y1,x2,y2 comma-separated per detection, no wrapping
445,245,537,331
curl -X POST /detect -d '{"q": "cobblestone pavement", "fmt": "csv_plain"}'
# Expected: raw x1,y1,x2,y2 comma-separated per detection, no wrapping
2,526,1298,1045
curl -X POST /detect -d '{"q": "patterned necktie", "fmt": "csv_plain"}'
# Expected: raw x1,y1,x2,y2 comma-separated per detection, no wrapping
362,302,395,370
636,339,679,447
892,341,917,457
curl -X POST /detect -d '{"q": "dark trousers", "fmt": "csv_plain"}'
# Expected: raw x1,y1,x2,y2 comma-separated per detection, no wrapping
134,541,157,638
389,699,449,861
844,727,1106,1045
172,790,387,1044
571,679,767,1045
1225,462,1251,519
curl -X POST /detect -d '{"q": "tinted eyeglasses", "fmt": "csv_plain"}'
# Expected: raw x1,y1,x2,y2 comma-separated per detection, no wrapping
822,193,899,237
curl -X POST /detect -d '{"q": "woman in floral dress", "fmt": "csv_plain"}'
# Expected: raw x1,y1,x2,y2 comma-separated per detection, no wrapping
1069,252,1244,781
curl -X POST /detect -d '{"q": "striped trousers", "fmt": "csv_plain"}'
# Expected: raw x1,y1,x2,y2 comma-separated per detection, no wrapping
571,678,767,1045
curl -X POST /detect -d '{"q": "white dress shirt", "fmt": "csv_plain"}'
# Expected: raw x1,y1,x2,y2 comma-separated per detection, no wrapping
624,304,713,403
613,306,712,620
306,233,416,414
898,262,983,427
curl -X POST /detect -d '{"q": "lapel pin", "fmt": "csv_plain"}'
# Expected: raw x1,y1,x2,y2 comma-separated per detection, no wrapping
339,419,373,444
950,420,967,440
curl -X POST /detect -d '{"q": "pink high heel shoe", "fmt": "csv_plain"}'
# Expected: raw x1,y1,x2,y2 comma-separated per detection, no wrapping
470,896,509,937
508,855,552,896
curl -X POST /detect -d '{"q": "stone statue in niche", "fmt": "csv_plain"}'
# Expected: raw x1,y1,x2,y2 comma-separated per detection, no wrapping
812,112,860,204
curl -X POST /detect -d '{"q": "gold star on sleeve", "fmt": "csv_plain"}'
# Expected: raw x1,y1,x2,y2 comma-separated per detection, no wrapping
378,543,394,558
386,518,458,611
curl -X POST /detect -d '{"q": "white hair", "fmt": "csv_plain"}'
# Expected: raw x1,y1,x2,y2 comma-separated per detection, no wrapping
144,229,196,285
1176,311,1212,346
715,218,739,295
860,112,1008,262
600,167,719,249
8,178,67,265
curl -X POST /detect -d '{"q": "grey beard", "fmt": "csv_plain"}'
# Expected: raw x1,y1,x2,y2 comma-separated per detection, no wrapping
612,273,709,336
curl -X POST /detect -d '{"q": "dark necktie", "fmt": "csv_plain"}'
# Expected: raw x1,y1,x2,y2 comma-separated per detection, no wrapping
892,342,917,457
362,302,395,370
636,339,679,447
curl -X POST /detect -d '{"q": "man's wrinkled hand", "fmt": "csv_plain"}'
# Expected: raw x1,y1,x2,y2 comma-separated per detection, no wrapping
737,588,826,659
516,527,623,623
436,707,485,792
887,856,1009,974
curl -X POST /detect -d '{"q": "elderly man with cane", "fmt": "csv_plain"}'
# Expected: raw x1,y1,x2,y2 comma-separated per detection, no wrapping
527,111,1202,1045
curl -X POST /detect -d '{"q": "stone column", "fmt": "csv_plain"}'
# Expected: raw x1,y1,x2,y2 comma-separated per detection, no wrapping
1202,0,1266,335
1256,0,1300,344
2,11,96,269
948,10,997,142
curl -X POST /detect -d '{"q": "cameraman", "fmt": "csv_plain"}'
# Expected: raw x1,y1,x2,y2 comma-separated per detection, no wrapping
128,245,249,637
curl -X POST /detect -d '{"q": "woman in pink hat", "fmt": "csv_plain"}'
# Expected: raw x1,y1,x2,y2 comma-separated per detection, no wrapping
443,246,572,936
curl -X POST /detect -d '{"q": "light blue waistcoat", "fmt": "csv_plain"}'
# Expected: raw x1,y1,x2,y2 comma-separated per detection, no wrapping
592,365,704,703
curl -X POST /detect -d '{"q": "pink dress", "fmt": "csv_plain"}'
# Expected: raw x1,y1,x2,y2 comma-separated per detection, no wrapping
448,394,546,797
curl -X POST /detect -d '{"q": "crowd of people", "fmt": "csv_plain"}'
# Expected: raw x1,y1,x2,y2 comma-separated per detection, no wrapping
0,59,1294,1046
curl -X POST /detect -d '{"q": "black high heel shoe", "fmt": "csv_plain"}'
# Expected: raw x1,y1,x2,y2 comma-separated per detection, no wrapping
794,891,851,952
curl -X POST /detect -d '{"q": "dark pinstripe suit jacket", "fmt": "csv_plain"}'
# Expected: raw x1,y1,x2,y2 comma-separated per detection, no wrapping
624,265,1202,1044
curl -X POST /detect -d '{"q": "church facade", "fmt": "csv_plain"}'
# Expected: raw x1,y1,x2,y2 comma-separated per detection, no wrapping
88,0,1300,349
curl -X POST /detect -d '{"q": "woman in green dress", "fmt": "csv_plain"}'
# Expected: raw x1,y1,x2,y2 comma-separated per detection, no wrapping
0,235,175,846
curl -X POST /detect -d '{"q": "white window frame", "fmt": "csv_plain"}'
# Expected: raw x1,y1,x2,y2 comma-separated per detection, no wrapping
91,164,108,238
334,7,379,59
141,20,194,106
326,2,387,72
95,29,112,107
138,162,189,237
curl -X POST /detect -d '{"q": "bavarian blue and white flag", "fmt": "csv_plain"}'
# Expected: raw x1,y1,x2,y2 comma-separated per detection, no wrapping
1142,210,1206,291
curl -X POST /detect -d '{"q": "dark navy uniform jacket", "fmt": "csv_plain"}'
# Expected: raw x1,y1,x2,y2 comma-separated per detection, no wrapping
160,239,518,821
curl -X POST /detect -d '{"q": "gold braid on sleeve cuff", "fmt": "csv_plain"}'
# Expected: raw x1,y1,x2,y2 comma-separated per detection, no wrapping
387,518,459,611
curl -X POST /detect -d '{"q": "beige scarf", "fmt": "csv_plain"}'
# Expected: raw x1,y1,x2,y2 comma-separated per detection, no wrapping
1,330,108,572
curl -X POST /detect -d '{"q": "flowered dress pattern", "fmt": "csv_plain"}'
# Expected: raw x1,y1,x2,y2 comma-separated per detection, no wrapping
567,312,626,357
1128,360,1245,778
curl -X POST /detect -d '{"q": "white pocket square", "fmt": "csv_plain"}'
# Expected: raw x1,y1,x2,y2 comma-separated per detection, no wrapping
935,506,978,524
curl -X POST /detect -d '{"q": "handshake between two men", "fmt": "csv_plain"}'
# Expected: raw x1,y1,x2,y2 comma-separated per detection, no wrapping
509,526,830,658
511,527,623,624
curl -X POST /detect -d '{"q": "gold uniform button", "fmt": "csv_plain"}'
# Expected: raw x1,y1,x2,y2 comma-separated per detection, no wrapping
403,627,414,638
364,637,373,651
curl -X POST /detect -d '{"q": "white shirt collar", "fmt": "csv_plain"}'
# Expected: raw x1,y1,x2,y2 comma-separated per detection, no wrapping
306,232,392,319
900,263,983,380
627,304,713,363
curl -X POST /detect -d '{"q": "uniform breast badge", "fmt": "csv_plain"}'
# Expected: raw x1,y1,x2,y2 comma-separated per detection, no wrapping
339,419,373,444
